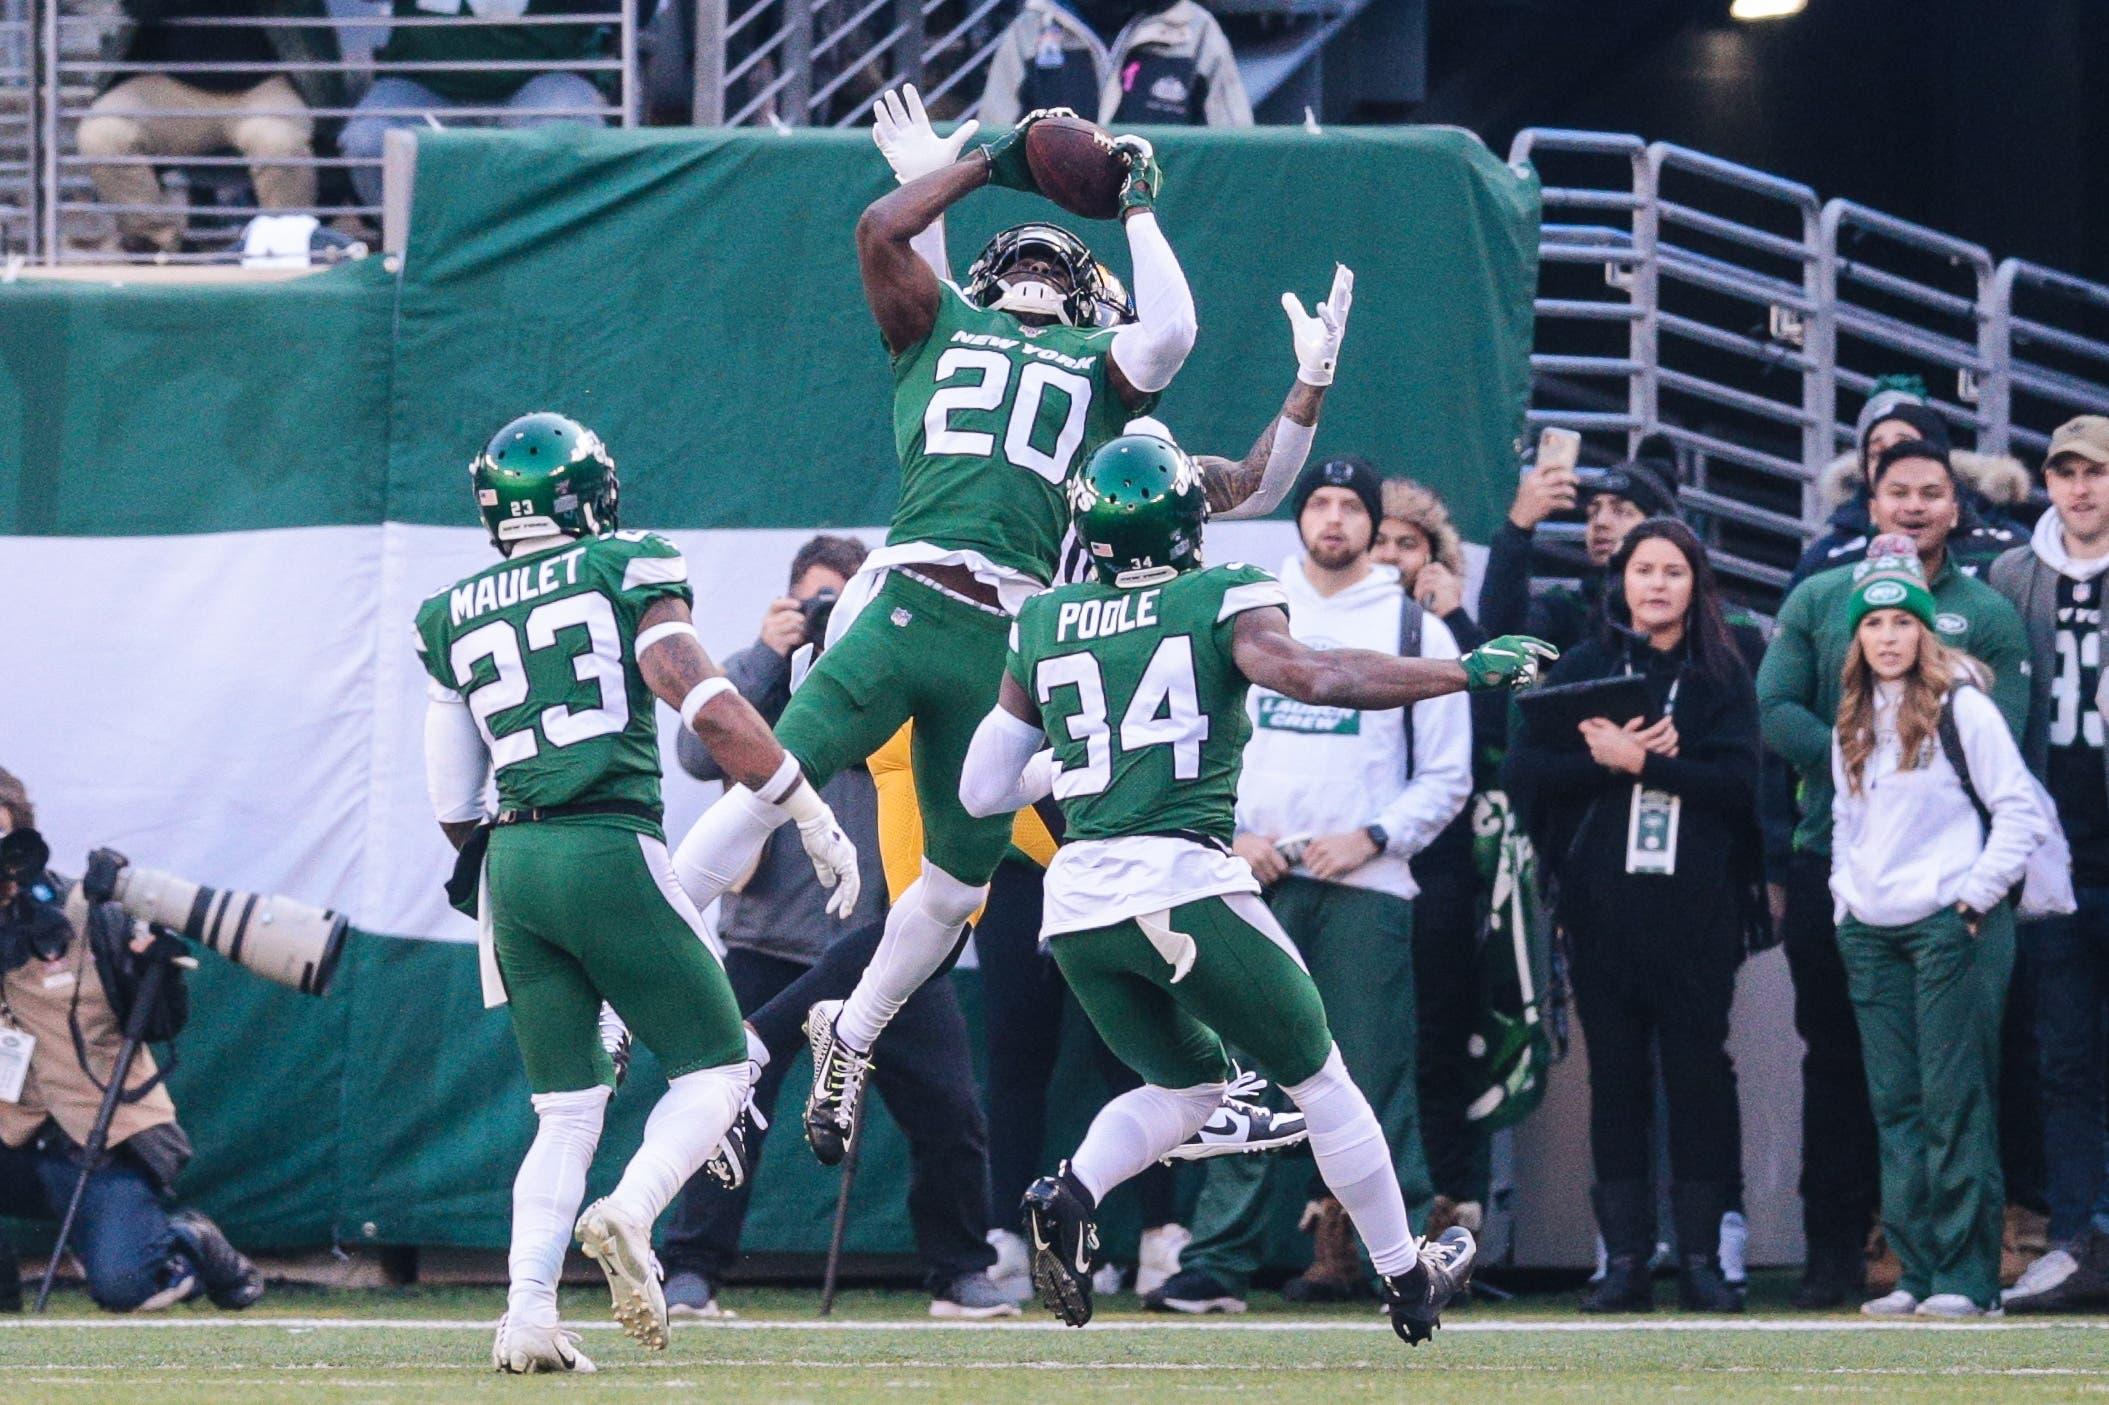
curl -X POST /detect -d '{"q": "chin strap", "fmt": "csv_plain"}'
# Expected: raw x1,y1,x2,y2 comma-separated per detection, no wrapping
991,276,1073,325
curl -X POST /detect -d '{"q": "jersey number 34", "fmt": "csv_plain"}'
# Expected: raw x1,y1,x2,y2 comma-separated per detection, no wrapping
1035,636,1207,798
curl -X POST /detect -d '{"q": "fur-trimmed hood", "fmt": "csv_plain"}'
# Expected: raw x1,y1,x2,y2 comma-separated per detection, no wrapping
1819,446,2033,512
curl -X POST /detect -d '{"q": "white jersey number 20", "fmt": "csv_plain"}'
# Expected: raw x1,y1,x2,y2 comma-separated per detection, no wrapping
924,349,1093,485
1036,635,1207,799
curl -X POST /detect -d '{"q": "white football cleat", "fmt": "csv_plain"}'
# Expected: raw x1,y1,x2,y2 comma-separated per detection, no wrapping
575,1198,669,1350
491,1313,596,1373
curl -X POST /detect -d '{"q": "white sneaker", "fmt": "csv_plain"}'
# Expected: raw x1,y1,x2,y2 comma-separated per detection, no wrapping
1092,1262,1126,1296
575,1197,669,1350
1916,1293,1999,1319
1860,1289,1920,1317
1135,1224,1191,1298
491,1313,596,1373
2003,1248,2079,1306
1718,1210,1748,1287
986,1228,1033,1302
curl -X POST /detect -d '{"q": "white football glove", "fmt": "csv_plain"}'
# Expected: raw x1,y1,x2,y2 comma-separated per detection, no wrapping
871,84,980,185
794,806,863,919
1282,263,1354,387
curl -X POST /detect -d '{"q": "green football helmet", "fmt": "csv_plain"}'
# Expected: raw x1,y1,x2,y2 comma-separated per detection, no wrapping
469,412,620,550
1069,433,1207,588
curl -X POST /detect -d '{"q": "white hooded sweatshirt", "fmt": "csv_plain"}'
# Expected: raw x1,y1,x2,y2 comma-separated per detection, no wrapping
1829,678,2049,927
1234,555,1471,901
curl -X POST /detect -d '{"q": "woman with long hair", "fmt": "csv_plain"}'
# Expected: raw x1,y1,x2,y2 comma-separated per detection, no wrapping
1503,518,1764,1313
1830,550,2049,1319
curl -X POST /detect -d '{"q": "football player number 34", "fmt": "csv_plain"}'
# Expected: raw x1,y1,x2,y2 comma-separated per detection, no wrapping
924,349,1093,484
1036,636,1207,798
451,595,629,768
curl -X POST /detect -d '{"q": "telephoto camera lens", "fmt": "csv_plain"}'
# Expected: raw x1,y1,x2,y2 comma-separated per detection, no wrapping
109,865,346,996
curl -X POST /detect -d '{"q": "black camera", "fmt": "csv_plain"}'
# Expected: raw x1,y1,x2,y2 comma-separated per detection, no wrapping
799,588,840,647
0,828,71,973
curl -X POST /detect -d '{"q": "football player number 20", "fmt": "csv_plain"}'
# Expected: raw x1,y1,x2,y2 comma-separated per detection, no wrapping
1036,636,1207,798
450,594,630,768
924,349,1093,484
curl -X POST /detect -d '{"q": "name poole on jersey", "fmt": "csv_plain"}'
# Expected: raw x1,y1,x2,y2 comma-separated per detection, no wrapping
1054,589,1161,642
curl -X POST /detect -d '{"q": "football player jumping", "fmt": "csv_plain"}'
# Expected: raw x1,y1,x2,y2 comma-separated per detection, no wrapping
960,434,1557,1342
417,414,860,1371
673,95,1201,1163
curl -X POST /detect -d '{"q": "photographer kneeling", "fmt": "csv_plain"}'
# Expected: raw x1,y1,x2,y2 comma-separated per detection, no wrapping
0,772,260,1313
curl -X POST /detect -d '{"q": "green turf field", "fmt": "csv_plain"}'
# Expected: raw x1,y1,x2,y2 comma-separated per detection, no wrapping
6,1284,2109,1404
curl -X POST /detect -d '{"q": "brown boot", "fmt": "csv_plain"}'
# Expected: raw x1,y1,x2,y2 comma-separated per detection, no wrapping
1865,1226,1901,1295
1283,1197,1367,1302
2003,1204,2050,1288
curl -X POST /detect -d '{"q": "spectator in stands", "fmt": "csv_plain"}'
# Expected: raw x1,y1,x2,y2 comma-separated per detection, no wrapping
1829,549,2048,1319
1148,456,1467,1313
0,769,263,1314
1504,519,1761,1314
340,0,619,209
1478,452,1678,654
1791,377,2028,589
76,0,343,255
1759,445,2033,1310
660,536,1018,1321
1371,475,1489,1239
1993,416,2109,1312
979,0,1250,128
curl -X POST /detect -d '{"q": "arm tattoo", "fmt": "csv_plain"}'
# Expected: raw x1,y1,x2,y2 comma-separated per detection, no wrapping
1200,452,1264,515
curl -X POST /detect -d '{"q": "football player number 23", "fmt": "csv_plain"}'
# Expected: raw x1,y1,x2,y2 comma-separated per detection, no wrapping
924,349,1093,484
450,594,630,768
1036,636,1207,798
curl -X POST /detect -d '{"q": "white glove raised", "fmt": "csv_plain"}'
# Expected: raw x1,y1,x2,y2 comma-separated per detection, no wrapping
1282,263,1354,387
871,84,980,185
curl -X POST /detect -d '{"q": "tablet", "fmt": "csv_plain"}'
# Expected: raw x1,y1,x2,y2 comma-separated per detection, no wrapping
1515,674,1654,744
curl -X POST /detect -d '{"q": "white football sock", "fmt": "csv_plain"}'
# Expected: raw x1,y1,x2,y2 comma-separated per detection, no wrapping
834,864,986,1051
603,1063,750,1226
1068,1082,1224,1205
745,1023,771,1071
672,785,786,906
1285,1046,1418,1277
508,1085,609,1327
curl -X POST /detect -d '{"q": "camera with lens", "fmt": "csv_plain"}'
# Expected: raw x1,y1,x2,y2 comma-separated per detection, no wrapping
799,588,840,648
0,827,345,997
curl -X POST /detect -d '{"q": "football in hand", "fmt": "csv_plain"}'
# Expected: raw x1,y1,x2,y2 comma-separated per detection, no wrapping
1024,115,1127,220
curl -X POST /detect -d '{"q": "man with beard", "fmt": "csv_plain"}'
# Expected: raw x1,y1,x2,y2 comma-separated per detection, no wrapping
1146,455,1471,1313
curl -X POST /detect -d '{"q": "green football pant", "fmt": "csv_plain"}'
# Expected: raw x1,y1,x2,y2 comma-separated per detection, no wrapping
1050,893,1334,1091
489,821,747,1095
1838,903,2014,1308
773,570,1014,885
1180,878,1432,1297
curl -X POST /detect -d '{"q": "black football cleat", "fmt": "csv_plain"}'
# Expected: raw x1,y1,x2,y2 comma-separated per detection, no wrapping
702,1061,768,1191
1384,1227,1476,1345
802,1000,874,1167
1021,1163,1100,1328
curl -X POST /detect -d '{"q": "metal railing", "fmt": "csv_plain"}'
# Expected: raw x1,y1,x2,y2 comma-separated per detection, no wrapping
1509,127,2109,601
16,0,636,265
693,0,1008,127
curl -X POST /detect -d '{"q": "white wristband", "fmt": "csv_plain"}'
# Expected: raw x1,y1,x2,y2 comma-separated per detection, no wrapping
761,752,828,824
679,676,735,729
637,620,697,657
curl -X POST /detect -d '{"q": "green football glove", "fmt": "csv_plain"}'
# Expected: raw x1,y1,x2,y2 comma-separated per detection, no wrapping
1113,134,1160,215
1461,635,1558,692
975,107,1073,193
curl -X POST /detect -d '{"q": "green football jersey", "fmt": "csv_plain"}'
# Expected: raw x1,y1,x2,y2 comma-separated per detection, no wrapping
1008,563,1287,844
413,531,691,832
889,285,1151,582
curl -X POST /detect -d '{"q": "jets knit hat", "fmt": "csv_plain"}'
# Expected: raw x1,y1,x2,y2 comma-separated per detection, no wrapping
1847,542,1938,633
1293,455,1384,527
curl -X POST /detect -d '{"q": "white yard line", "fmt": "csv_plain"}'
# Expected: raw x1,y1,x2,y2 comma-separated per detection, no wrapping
3,1315,2107,1334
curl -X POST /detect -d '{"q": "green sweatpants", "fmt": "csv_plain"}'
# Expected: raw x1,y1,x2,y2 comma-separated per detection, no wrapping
1050,892,1335,1091
773,570,1014,885
489,820,747,1094
1838,903,2015,1308
1181,878,1432,1296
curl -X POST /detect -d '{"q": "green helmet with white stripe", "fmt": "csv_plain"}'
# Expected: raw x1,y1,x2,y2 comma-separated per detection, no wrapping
470,412,620,551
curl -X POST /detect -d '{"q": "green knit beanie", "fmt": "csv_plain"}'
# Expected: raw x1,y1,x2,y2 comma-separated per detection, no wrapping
1847,548,1938,633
